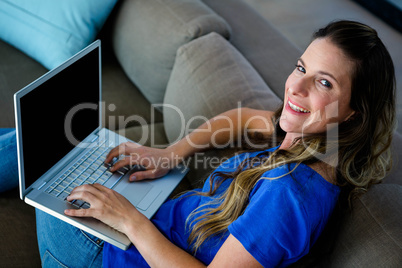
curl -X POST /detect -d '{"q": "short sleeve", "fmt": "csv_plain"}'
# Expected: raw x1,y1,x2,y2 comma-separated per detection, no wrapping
228,172,314,267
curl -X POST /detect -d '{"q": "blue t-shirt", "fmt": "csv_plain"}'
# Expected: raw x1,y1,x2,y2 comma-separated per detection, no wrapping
103,147,340,267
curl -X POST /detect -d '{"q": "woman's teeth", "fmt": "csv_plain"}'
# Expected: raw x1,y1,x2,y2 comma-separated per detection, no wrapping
289,101,310,113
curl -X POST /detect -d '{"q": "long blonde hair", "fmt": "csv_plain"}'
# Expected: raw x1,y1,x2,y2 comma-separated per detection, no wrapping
186,20,396,253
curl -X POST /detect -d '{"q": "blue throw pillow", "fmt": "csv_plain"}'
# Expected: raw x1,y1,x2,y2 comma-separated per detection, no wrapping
0,0,118,69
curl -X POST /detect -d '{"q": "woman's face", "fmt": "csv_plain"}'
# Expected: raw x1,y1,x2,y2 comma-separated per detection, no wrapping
280,38,355,138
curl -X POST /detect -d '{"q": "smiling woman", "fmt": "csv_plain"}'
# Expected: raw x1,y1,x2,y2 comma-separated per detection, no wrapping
280,37,356,147
27,20,398,267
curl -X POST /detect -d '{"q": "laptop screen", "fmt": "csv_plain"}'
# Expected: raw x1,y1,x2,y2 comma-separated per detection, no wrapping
19,46,100,190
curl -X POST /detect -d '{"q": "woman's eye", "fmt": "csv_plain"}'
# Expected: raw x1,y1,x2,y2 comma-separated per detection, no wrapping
319,79,332,88
295,65,306,74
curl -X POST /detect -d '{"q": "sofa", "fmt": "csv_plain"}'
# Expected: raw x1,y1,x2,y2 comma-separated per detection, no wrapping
0,0,401,267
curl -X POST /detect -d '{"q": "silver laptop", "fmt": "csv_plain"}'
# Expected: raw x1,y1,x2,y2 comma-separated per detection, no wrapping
14,40,188,250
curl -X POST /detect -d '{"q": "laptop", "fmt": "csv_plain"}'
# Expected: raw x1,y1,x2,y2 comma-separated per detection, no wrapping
14,40,188,250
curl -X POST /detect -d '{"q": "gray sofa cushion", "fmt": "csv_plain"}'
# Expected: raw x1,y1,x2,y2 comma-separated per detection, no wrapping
101,54,163,130
111,0,231,105
118,122,168,147
203,0,302,98
328,184,402,267
163,32,282,144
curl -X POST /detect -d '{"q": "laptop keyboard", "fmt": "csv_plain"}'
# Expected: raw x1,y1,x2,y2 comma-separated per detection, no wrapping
44,140,130,208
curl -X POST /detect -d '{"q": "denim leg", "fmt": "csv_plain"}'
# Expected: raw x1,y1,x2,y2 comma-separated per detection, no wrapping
36,209,104,268
0,128,18,193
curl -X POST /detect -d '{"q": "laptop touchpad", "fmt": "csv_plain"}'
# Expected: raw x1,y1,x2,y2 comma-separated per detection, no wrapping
118,181,153,207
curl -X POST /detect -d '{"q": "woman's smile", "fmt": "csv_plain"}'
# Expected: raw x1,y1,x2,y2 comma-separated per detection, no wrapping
287,99,311,114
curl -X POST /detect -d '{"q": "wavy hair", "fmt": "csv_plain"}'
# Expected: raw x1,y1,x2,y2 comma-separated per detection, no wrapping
186,20,396,253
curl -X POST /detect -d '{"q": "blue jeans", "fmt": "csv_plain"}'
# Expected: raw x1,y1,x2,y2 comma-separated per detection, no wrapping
0,128,19,193
36,209,104,267
0,129,104,266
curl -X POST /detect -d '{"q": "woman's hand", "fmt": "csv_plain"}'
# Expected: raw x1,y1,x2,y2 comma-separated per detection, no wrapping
64,183,147,234
104,142,178,181
65,184,207,268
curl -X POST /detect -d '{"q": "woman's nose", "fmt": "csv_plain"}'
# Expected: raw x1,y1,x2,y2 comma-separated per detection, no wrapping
288,77,309,97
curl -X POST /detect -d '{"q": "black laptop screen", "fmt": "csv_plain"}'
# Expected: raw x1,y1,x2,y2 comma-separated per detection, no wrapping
19,46,100,189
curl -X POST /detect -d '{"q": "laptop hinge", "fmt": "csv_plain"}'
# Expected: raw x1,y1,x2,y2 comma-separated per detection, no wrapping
25,187,34,197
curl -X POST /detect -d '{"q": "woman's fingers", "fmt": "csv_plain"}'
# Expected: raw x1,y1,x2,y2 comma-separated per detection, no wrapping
129,168,169,181
65,185,99,217
104,142,141,164
107,148,158,172
64,183,140,234
109,156,132,172
66,184,100,203
104,145,121,164
104,142,175,181
65,184,112,217
65,206,92,217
